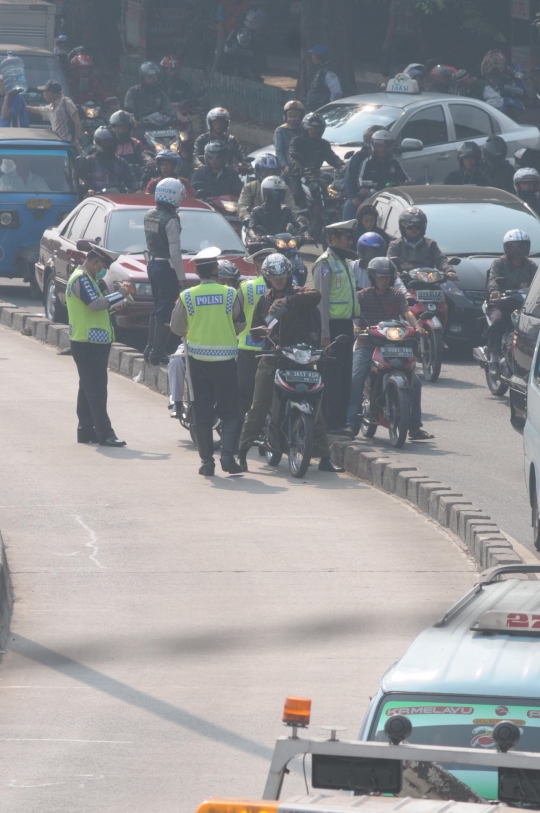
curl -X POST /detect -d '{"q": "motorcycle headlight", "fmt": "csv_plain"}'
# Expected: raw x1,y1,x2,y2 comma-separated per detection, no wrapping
275,239,288,249
85,108,99,118
288,239,297,248
385,327,406,341
292,348,312,364
327,184,339,198
221,200,238,213
154,141,167,152
410,269,443,283
178,130,189,142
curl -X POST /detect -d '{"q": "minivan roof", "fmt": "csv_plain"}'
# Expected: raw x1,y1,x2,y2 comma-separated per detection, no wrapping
382,576,540,698
0,43,55,56
0,128,70,145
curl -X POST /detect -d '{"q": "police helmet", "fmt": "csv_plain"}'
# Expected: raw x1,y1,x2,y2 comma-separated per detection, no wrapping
155,177,186,207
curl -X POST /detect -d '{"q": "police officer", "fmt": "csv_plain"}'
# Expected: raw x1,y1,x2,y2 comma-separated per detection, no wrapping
305,45,342,111
170,247,246,476
311,220,359,432
66,243,129,447
143,177,187,365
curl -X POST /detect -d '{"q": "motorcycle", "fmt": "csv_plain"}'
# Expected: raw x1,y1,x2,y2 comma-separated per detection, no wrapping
360,320,418,448
402,267,448,382
259,334,349,478
301,170,344,246
135,112,185,153
78,101,108,156
207,195,241,235
472,285,529,396
245,229,308,286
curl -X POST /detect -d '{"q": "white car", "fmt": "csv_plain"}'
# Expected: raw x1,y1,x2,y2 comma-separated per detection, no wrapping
523,332,540,550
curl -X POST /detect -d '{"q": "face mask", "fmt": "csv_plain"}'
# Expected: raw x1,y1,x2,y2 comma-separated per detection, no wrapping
97,268,107,280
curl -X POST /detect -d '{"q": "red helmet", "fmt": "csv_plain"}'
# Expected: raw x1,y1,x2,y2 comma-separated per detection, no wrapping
160,55,180,69
429,64,457,88
70,53,93,70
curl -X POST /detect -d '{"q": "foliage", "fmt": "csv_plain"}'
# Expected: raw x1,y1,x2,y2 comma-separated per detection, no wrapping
363,0,505,42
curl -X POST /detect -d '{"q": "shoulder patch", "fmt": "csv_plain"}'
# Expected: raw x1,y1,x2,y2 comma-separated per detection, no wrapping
321,265,330,277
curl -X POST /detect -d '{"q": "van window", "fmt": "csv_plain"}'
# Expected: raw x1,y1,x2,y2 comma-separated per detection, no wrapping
400,106,448,146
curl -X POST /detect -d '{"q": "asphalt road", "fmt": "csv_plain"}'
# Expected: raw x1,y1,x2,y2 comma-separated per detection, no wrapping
0,326,474,813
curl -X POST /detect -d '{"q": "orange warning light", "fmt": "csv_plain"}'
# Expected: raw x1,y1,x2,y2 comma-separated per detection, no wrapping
196,801,279,813
282,696,311,727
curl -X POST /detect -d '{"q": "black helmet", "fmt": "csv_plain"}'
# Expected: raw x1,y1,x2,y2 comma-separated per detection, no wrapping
283,99,305,122
109,109,133,142
302,112,326,135
482,135,508,163
204,140,229,165
398,206,427,237
217,259,240,283
367,256,396,281
139,61,161,85
457,141,481,164
94,126,117,152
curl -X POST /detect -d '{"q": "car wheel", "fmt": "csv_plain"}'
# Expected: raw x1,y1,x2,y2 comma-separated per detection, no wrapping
44,273,67,324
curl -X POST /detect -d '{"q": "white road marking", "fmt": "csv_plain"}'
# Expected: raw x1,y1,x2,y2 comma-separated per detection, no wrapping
0,738,130,743
73,515,105,570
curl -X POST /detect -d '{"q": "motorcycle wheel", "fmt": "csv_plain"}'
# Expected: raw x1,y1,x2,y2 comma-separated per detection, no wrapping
485,366,509,397
266,448,282,467
386,383,410,448
422,327,443,383
289,413,314,478
360,383,376,437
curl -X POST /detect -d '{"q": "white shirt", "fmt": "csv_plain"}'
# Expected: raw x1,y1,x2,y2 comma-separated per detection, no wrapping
0,170,50,192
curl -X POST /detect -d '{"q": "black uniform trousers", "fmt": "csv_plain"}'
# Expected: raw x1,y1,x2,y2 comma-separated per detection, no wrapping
322,318,354,430
71,341,113,441
147,259,180,324
237,348,260,419
190,357,239,429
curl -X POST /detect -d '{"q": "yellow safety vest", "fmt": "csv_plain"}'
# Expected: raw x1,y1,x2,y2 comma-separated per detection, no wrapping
238,274,267,351
180,282,238,362
66,267,114,344
318,249,360,320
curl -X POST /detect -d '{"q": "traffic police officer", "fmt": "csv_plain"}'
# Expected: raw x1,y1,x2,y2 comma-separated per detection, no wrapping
170,247,246,476
66,242,129,447
311,219,359,432
144,177,186,365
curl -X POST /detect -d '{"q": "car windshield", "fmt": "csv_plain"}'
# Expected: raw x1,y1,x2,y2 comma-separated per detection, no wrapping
372,694,540,800
105,208,248,255
320,103,401,145
0,149,76,193
420,202,540,255
0,54,69,97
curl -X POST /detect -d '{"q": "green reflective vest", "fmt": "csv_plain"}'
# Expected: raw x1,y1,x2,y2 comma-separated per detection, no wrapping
237,274,267,351
66,267,113,344
181,282,238,362
319,249,360,321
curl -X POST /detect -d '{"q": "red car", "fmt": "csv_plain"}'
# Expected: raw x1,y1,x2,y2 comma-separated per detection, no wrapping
36,193,254,330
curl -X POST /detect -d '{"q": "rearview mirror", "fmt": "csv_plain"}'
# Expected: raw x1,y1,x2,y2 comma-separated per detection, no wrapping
397,138,423,153
76,239,92,252
448,256,461,266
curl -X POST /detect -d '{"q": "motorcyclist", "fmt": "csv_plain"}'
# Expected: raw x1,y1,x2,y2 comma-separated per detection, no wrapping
191,139,243,200
486,229,537,374
68,53,107,105
274,100,305,172
444,141,490,186
76,126,137,194
428,64,458,93
352,232,407,293
247,176,302,238
159,55,197,104
353,129,409,201
403,63,427,90
236,253,342,473
480,135,515,193
345,256,433,441
144,150,194,197
481,49,526,120
288,112,344,208
193,107,248,169
238,153,297,225
355,202,390,246
217,258,241,289
513,168,540,217
108,109,153,172
387,207,458,279
454,70,504,109
124,62,177,123
305,44,342,111
343,125,389,219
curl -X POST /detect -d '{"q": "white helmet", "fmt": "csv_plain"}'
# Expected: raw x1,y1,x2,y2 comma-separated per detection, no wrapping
207,107,230,132
503,228,531,257
155,177,186,207
261,252,293,282
261,175,287,204
514,167,540,193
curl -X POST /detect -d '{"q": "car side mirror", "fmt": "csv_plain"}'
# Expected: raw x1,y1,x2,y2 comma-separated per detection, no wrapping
448,256,461,266
76,239,92,252
397,138,423,153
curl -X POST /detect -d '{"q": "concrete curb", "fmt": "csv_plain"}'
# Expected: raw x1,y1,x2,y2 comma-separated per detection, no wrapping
0,531,13,652
328,437,526,570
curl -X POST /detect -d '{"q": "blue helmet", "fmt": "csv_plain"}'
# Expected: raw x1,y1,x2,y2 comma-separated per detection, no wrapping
156,149,179,170
254,153,281,180
357,231,386,266
309,44,329,58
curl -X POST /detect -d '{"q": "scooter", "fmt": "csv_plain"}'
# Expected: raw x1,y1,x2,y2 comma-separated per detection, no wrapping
472,286,529,396
301,170,342,246
135,112,185,153
360,320,418,448
259,334,349,478
245,229,308,286
402,266,448,382
207,195,241,235
78,101,108,156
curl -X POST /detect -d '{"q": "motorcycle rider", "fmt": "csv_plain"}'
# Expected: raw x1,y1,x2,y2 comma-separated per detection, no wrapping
454,70,504,109
124,62,177,123
237,253,342,473
352,232,407,293
481,49,526,121
355,202,390,246
288,111,344,209
76,126,137,194
486,229,538,374
238,153,297,226
248,176,302,239
108,109,153,173
144,150,194,197
274,100,305,173
159,55,197,104
403,63,427,90
191,139,243,199
343,125,390,219
68,53,108,105
143,178,186,366
513,168,540,217
481,135,515,193
429,64,458,93
353,129,409,202
193,107,248,169
305,44,342,111
444,141,490,186
345,257,433,440
387,207,458,278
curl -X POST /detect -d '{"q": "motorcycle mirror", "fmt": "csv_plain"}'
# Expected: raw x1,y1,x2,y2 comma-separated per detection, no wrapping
396,137,423,153
418,312,432,320
334,334,350,346
76,239,92,252
344,150,355,160
448,256,461,266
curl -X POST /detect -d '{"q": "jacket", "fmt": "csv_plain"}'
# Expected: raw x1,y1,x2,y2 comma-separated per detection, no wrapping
355,154,409,192
387,236,454,275
124,84,175,121
191,165,243,199
305,62,342,111
487,255,538,297
344,147,370,199
274,124,302,168
250,283,322,350
238,178,297,223
248,203,299,236
76,153,137,193
444,167,490,186
288,134,343,176
193,131,247,168
481,159,515,194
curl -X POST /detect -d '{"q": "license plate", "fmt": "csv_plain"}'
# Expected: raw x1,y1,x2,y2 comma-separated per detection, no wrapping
380,346,413,358
151,129,177,138
417,289,444,302
28,198,51,210
284,371,320,383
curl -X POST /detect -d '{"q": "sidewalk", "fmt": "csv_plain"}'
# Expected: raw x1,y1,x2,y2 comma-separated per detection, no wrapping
0,326,475,813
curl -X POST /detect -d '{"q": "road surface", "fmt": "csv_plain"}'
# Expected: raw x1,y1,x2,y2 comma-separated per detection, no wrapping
0,325,474,813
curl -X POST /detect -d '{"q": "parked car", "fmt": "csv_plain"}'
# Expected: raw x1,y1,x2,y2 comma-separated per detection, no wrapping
251,90,540,183
36,194,254,330
359,562,540,799
524,332,540,548
369,185,540,347
0,128,77,296
509,270,540,429
0,44,70,121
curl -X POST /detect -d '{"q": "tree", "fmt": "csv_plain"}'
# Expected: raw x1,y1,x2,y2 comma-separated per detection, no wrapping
296,0,357,98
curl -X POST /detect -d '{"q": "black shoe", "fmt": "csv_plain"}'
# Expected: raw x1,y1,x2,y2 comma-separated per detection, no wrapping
199,460,215,476
221,453,243,474
318,457,344,472
489,360,500,375
77,427,98,444
99,435,127,448
237,451,248,472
